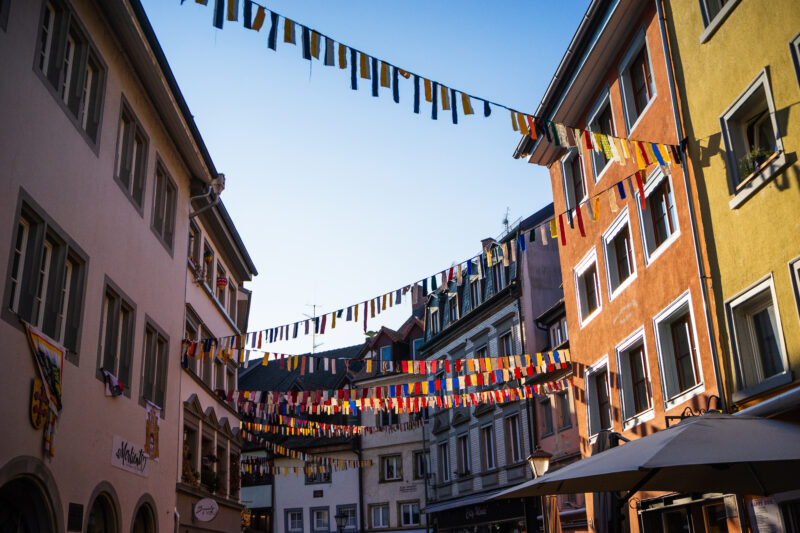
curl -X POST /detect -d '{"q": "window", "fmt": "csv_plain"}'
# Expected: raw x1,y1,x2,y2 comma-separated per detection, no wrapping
381,455,402,482
586,359,612,437
412,338,423,360
574,249,601,326
726,277,789,398
5,206,85,353
556,391,571,429
99,284,135,390
380,345,392,362
791,31,800,90
721,69,786,208
311,508,329,532
637,169,679,263
654,293,703,407
214,357,223,391
202,242,214,288
142,323,168,409
561,148,587,211
379,410,398,427
336,505,357,530
413,451,427,480
496,331,513,357
603,209,636,297
226,366,235,396
587,92,616,181
0,0,8,30
480,424,496,470
215,262,227,304
429,308,440,335
227,284,237,321
540,397,554,436
151,164,177,251
188,224,201,268
370,504,389,529
505,414,522,463
470,278,481,309
200,326,214,387
36,1,104,142
616,331,653,426
619,32,655,131
438,442,450,482
114,103,147,208
448,296,458,322
400,502,420,527
456,434,470,475
305,468,331,484
549,317,568,348
286,509,303,532
492,261,504,294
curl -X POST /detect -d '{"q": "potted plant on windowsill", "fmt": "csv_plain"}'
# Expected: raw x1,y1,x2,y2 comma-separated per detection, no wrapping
737,147,773,181
201,466,220,494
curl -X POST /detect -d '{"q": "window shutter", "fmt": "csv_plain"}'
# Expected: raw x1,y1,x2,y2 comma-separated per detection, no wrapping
118,308,132,388
102,297,118,373
18,225,44,323
142,332,153,403
156,337,167,409
64,261,83,351
41,244,65,339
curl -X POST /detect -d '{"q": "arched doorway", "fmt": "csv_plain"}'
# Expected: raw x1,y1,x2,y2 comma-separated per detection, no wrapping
86,493,117,533
131,503,156,533
0,476,55,533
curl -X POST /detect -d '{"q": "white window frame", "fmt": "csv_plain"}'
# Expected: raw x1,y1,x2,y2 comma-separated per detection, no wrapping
615,327,655,431
636,166,680,266
380,345,392,362
698,0,742,43
602,207,637,300
725,275,790,401
456,433,470,475
9,218,31,314
430,308,440,335
586,89,617,184
505,414,522,463
480,423,496,470
312,508,329,532
287,510,303,532
38,2,56,74
556,390,572,430
498,330,513,357
371,504,389,529
720,68,787,209
618,28,657,134
653,291,705,410
791,31,800,90
791,256,800,323
585,355,612,441
561,148,587,211
574,247,602,328
400,502,420,527
470,278,481,309
381,455,402,481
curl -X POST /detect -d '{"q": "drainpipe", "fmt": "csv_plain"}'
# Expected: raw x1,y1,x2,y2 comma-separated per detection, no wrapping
356,442,364,533
421,413,432,533
189,173,226,219
655,0,727,413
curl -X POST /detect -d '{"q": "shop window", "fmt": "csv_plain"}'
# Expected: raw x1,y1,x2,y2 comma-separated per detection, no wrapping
726,277,789,399
151,163,176,252
574,248,602,326
437,441,450,482
505,414,522,463
636,168,679,264
721,69,786,208
114,102,148,209
654,293,703,408
561,148,587,211
5,203,85,354
36,1,105,143
480,424,496,470
616,330,653,428
99,282,135,392
456,433,470,475
619,31,655,131
586,358,612,437
603,209,636,298
399,502,420,527
370,504,389,529
141,322,168,410
587,91,616,182
380,455,402,482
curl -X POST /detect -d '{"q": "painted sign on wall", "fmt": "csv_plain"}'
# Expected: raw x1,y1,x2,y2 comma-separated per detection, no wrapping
111,435,149,477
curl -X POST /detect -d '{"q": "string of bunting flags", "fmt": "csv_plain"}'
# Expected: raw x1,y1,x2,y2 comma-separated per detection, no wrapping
184,0,682,148
241,453,369,476
254,413,425,437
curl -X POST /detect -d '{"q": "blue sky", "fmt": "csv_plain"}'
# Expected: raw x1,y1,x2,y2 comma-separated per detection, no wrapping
141,0,589,355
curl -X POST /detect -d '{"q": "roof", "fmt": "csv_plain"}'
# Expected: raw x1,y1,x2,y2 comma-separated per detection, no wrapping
536,297,566,325
238,343,366,392
498,203,555,244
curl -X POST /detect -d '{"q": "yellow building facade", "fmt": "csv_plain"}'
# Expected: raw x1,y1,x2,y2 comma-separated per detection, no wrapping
665,0,800,417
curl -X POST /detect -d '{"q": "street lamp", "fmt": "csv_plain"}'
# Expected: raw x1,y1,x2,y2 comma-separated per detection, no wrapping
527,445,553,478
334,512,348,533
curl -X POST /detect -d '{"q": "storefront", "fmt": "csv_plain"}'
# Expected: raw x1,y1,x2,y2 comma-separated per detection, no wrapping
424,493,538,533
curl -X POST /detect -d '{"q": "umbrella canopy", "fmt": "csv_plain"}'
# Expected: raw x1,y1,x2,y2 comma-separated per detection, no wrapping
496,413,800,498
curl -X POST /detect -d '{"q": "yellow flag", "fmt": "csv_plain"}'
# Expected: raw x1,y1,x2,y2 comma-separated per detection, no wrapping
518,112,529,135
331,311,336,329
354,304,358,322
441,85,450,110
550,219,558,238
252,6,266,31
360,52,370,79
461,93,474,115
634,142,646,170
510,110,519,131
424,79,432,102
398,69,411,79
593,197,600,221
284,19,295,44
311,31,320,59
380,62,390,88
338,43,347,69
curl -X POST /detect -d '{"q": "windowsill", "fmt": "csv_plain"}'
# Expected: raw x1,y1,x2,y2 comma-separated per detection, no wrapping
379,478,403,484
579,308,601,329
699,0,742,44
540,431,554,439
557,424,573,432
663,382,705,412
626,97,657,136
729,151,787,210
149,224,174,259
608,273,637,302
621,407,655,432
644,229,680,268
732,370,793,404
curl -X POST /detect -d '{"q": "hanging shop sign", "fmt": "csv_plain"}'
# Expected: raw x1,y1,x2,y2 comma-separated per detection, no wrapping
144,402,160,460
111,435,149,477
194,498,219,522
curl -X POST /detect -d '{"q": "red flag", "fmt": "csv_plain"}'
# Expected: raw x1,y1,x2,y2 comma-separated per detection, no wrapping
636,170,646,211
558,214,567,246
575,203,586,237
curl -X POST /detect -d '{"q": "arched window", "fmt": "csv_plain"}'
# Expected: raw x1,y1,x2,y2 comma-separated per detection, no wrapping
0,477,55,533
132,503,156,533
87,493,116,533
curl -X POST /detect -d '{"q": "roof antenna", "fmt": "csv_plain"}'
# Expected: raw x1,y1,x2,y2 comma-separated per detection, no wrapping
502,207,511,235
303,304,324,354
